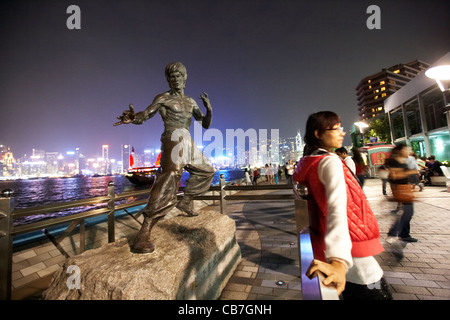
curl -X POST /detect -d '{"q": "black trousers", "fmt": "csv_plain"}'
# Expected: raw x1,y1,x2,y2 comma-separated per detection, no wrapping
341,277,393,300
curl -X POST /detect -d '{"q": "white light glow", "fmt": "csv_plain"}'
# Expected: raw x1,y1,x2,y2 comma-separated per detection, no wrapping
426,65,450,92
425,65,450,80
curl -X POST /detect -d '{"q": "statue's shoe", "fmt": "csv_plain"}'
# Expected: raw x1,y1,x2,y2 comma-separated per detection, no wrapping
132,240,155,254
176,204,199,217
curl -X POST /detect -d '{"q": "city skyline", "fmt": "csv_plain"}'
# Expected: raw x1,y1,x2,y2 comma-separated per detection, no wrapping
1,130,304,178
1,128,302,163
1,1,449,160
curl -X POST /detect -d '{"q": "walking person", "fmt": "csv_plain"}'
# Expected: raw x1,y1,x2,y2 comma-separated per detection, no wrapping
335,147,356,175
286,160,295,185
352,148,368,188
293,111,392,299
406,151,423,191
244,168,252,186
273,164,279,184
377,164,389,196
252,167,259,185
387,144,418,243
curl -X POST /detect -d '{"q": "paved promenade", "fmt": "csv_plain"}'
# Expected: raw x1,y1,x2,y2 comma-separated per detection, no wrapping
219,178,450,300
10,177,450,300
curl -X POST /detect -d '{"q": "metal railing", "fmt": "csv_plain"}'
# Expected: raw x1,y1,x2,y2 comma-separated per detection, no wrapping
0,178,335,300
0,182,151,300
293,184,339,300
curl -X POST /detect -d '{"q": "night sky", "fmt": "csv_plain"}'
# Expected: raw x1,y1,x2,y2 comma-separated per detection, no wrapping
1,0,449,160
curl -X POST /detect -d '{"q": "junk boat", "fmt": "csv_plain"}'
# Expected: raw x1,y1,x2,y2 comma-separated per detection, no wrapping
125,151,161,186
125,166,159,186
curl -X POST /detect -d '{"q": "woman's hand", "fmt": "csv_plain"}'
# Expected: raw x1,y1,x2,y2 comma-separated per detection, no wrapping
306,259,347,295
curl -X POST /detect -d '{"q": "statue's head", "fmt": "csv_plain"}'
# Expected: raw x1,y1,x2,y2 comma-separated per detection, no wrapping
165,62,187,81
165,62,187,91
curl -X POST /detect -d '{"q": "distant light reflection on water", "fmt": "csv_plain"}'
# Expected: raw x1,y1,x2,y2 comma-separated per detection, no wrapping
0,170,244,226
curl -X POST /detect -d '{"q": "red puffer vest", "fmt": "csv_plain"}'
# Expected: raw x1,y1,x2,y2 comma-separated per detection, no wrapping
293,154,384,262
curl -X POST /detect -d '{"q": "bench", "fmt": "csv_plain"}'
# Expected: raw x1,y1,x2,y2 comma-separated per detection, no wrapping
430,166,450,187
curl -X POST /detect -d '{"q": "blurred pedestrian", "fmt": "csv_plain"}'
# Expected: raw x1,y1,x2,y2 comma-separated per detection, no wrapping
352,147,368,188
406,151,423,191
286,160,294,185
252,167,259,185
273,164,279,184
335,147,356,175
266,163,274,184
244,168,252,186
377,164,389,196
387,144,418,243
294,111,392,300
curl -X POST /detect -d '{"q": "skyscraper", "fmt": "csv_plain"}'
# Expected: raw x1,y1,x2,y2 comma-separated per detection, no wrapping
295,129,303,158
101,145,110,174
121,144,131,173
356,60,429,121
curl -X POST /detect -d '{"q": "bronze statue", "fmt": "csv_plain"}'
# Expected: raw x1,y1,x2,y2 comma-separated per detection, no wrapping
114,62,215,253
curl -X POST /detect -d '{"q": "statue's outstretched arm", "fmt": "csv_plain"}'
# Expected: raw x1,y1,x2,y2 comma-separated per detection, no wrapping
113,95,162,126
193,92,212,129
114,104,136,126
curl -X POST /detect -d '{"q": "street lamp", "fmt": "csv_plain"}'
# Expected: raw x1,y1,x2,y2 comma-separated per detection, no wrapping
354,121,369,133
425,65,450,94
425,65,450,135
352,121,369,147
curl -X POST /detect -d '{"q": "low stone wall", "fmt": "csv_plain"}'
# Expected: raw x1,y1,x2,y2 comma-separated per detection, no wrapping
42,210,241,300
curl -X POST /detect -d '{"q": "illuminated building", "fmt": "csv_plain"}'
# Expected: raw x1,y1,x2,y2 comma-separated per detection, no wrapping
121,144,131,173
102,144,110,174
279,136,300,164
295,129,304,158
45,152,60,176
356,60,430,121
384,52,450,160
0,144,16,176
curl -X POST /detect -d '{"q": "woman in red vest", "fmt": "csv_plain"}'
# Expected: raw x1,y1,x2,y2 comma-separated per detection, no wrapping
293,111,392,300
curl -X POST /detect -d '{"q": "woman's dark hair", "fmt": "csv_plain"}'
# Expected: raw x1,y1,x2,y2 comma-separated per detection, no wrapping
351,147,364,165
390,143,407,158
303,111,341,155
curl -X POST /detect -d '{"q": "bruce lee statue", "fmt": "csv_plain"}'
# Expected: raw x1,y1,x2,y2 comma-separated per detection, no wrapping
114,62,215,253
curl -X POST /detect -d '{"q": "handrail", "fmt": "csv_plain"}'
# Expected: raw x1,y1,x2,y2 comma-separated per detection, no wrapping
12,189,152,219
293,184,339,300
11,184,291,219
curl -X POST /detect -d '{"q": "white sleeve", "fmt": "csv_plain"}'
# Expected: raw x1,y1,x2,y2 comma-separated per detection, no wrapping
345,157,356,175
318,155,353,269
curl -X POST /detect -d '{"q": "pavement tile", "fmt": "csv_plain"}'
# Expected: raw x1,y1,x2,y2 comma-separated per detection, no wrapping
220,179,450,300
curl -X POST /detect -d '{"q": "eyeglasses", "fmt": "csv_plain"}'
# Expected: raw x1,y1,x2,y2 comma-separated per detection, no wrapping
326,126,344,132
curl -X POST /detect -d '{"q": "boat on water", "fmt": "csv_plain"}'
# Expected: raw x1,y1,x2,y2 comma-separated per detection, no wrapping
125,151,161,186
125,166,159,186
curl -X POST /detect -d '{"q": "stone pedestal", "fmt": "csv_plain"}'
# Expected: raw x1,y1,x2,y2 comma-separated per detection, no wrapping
43,210,241,300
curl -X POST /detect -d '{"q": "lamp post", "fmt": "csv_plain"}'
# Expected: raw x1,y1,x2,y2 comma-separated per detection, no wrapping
354,121,369,133
354,121,369,147
425,65,450,135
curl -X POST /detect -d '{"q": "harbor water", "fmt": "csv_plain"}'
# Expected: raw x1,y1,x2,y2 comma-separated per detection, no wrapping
0,169,245,227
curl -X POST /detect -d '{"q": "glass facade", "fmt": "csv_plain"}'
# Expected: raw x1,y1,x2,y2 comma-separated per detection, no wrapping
391,108,405,140
388,87,449,161
429,134,450,162
422,88,447,131
404,98,421,136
